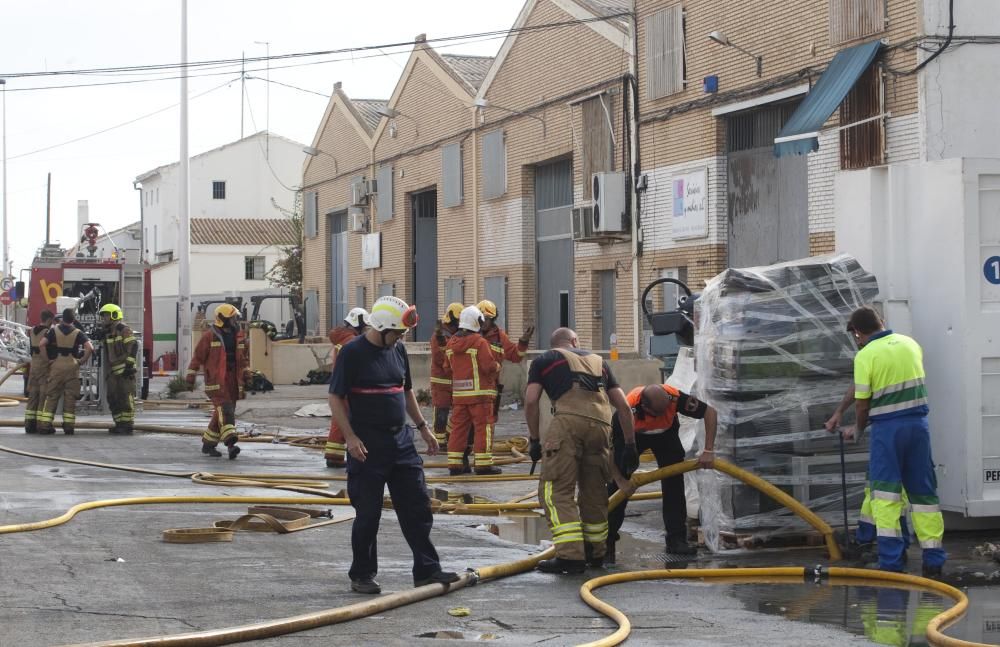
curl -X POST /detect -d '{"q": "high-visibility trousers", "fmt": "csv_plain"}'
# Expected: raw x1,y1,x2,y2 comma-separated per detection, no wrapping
537,413,611,561
38,359,79,431
869,414,946,571
323,402,351,463
25,364,48,426
447,401,493,469
106,372,135,428
433,406,451,445
205,374,239,447
857,482,911,550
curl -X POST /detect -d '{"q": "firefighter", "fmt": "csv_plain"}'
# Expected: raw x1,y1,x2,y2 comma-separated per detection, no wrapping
323,307,369,467
431,303,463,446
475,300,533,421
847,306,945,576
607,384,717,557
524,327,634,574
328,295,460,594
37,308,94,435
98,304,139,435
444,306,501,475
186,303,248,459
24,310,54,434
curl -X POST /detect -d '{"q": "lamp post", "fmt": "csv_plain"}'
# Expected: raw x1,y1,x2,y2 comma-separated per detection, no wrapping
708,31,763,77
1,78,7,284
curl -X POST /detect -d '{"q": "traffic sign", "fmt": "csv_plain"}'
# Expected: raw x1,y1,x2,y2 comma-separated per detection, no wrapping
0,277,12,292
0,291,12,306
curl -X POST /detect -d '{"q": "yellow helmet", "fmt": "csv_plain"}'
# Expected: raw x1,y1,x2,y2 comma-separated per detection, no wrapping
215,303,240,327
476,300,497,320
99,303,123,321
442,302,464,325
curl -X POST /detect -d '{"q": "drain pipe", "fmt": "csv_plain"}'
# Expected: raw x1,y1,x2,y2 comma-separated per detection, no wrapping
471,106,480,302
628,5,641,354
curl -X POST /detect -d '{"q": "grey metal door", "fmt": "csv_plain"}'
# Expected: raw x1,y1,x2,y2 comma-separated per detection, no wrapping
727,102,808,268
329,211,348,327
599,270,616,350
412,190,437,342
535,159,574,346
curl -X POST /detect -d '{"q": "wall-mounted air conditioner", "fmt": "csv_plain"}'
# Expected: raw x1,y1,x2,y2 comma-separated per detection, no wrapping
592,171,626,234
572,204,595,241
349,206,368,233
350,179,369,207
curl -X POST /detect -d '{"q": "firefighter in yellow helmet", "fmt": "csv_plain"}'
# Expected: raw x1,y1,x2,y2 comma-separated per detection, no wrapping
475,299,533,424
431,302,463,446
186,303,248,459
99,303,139,435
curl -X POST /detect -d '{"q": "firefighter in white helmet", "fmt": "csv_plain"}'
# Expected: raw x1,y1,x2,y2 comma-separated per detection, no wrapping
324,307,370,467
328,296,459,594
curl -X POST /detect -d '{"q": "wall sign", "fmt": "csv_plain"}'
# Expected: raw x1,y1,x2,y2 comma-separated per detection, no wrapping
984,256,1000,285
672,169,708,240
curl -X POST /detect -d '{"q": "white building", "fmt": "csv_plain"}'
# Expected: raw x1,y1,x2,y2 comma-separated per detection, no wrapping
135,131,308,359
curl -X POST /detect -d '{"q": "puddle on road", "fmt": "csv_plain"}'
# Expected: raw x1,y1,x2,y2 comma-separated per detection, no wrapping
729,582,1000,644
416,631,499,640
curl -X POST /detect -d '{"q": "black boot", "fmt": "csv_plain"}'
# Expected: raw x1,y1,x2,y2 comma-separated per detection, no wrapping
37,425,55,435
109,423,133,435
474,465,502,475
536,558,586,574
202,442,222,457
665,535,697,556
63,426,75,435
584,543,605,568
225,437,241,460
25,420,37,434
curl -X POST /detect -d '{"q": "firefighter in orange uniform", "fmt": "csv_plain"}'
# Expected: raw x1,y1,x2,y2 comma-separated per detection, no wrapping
445,306,501,475
431,303,463,446
185,303,248,459
323,307,368,467
475,300,533,420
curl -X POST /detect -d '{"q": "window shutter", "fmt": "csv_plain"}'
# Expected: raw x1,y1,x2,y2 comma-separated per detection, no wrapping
830,0,886,45
484,276,508,331
442,143,463,208
304,191,318,238
444,277,464,305
376,165,393,222
482,130,506,200
646,5,684,99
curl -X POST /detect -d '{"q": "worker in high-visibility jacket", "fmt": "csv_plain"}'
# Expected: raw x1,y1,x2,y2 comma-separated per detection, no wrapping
38,308,94,435
186,303,248,460
475,300,532,421
24,309,54,434
444,306,501,475
323,307,368,467
98,304,139,435
430,303,463,446
847,306,945,577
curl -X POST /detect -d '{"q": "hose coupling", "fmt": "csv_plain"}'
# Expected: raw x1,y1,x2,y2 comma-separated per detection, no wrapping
810,564,828,582
466,568,481,586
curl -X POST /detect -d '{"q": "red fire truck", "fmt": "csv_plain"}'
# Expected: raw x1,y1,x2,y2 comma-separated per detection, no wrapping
28,223,154,401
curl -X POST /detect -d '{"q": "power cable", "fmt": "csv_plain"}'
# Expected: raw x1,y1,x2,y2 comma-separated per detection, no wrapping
242,81,298,193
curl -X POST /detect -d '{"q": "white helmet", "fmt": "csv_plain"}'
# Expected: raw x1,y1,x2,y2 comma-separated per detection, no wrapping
458,305,484,332
369,296,418,332
345,307,368,329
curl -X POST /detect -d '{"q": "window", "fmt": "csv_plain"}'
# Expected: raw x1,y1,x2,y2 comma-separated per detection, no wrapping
304,191,318,238
645,4,685,99
441,143,463,208
212,181,226,200
155,187,159,204
840,63,883,170
482,130,506,200
581,95,614,200
829,0,885,45
245,256,265,280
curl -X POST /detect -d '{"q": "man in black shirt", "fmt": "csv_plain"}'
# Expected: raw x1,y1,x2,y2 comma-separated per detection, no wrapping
329,296,460,595
524,327,635,573
38,308,94,434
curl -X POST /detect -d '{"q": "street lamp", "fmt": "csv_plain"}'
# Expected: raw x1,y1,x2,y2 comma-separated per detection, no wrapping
473,97,546,135
377,107,419,139
1,78,6,282
708,30,763,77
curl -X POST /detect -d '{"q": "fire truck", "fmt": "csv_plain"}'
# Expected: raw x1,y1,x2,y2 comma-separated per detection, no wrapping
28,223,153,406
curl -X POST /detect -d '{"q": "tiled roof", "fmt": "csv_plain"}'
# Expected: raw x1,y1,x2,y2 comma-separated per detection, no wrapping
439,54,495,91
190,218,297,246
351,99,389,132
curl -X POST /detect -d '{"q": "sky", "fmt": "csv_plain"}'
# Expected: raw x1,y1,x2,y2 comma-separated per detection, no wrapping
0,0,524,278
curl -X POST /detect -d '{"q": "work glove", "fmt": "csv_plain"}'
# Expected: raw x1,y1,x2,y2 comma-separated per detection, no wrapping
123,367,136,379
529,439,543,463
622,443,640,478
519,325,535,346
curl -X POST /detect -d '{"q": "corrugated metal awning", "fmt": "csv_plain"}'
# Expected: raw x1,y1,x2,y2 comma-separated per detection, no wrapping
773,40,882,157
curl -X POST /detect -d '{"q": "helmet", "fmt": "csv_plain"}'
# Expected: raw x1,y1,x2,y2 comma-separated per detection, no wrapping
369,296,418,332
458,306,484,332
442,302,464,325
99,303,123,321
476,300,497,320
345,307,368,329
215,303,240,327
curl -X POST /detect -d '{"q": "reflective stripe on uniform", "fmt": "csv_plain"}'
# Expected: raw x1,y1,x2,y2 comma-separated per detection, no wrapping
543,481,560,526
429,377,452,385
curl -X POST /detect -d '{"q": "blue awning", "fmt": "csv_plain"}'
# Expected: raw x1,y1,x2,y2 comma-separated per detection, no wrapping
774,40,882,157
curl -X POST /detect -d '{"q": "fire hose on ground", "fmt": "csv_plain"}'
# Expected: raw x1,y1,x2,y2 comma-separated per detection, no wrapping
0,446,986,647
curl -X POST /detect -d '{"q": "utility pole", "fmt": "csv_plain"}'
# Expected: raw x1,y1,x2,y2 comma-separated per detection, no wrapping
178,0,193,374
254,40,270,158
240,51,245,139
1,78,7,284
45,172,51,245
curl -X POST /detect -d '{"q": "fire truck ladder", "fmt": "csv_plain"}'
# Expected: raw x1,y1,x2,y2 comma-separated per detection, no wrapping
0,319,32,366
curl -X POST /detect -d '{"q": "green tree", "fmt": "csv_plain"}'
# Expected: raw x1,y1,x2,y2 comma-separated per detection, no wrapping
267,193,303,299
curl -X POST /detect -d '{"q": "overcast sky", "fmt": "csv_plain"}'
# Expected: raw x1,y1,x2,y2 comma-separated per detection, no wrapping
1,0,523,277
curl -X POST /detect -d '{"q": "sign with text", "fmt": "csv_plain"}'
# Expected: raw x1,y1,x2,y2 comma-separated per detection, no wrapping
672,169,708,240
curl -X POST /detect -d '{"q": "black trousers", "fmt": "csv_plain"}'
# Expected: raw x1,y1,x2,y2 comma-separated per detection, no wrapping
608,414,687,541
346,425,441,581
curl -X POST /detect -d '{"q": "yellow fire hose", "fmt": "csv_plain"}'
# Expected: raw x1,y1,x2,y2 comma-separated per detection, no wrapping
0,446,983,646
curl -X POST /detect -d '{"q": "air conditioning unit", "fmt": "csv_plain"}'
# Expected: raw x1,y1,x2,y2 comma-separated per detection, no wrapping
592,171,626,234
572,204,595,241
367,178,378,195
349,206,368,233
350,179,369,207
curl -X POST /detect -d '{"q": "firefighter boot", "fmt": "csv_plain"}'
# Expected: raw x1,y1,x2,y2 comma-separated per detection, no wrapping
109,424,133,435
536,558,586,575
225,436,241,460
37,424,55,435
474,465,502,476
25,420,37,434
584,543,605,568
63,426,75,435
202,442,223,457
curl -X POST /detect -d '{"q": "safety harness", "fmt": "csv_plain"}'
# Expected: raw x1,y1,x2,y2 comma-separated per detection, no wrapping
550,348,613,425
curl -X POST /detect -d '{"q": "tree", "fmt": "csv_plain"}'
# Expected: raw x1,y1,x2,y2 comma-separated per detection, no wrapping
267,192,303,299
